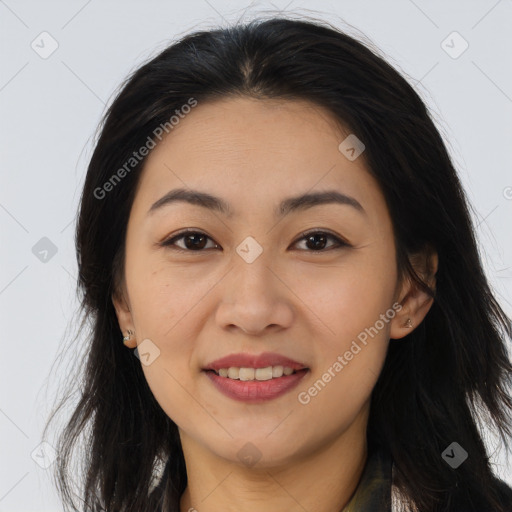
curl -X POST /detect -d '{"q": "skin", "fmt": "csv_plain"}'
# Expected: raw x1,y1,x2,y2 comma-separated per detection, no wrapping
113,97,438,512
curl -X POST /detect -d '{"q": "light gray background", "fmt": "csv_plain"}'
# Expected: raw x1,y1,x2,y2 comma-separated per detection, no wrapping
1,0,511,510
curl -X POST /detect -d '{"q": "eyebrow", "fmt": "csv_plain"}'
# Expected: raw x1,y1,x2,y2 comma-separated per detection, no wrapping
147,187,366,218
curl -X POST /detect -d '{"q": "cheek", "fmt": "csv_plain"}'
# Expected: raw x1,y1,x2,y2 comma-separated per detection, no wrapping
128,265,202,423
290,252,395,403
123,250,200,400
290,248,397,341
125,243,214,338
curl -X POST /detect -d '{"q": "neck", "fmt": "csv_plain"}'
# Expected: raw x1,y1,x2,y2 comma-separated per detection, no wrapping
178,409,369,512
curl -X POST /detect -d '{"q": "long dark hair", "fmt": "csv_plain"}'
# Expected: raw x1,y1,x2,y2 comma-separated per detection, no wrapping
43,16,512,512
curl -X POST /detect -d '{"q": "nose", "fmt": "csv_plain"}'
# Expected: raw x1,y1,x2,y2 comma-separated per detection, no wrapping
215,254,294,336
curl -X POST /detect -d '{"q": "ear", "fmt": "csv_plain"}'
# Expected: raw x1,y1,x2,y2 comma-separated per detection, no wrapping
390,245,438,340
112,287,137,348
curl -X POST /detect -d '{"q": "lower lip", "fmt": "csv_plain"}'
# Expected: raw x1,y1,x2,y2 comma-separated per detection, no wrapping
204,369,309,403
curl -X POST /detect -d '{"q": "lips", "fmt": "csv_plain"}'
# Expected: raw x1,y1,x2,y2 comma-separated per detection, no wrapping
202,351,310,402
203,351,308,372
205,368,309,402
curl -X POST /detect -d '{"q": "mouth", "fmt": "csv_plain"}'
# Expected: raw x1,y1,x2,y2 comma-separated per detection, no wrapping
202,352,310,402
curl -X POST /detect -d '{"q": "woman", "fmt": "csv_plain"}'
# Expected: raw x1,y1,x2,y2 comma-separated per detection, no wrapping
44,16,512,512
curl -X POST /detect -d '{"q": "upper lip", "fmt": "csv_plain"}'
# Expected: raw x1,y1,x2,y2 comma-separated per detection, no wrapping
203,352,308,371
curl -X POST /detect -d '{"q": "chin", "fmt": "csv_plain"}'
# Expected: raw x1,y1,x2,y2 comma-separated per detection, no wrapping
208,434,302,469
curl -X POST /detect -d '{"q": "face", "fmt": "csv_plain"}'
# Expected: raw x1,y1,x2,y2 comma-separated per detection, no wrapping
113,97,426,467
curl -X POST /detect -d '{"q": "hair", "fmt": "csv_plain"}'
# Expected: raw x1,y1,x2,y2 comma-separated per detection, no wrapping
43,15,512,512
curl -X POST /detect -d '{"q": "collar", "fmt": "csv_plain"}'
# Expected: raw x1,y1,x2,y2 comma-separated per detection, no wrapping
340,447,393,512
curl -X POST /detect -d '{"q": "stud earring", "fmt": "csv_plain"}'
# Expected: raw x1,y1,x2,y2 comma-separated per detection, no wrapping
403,318,413,328
123,329,135,346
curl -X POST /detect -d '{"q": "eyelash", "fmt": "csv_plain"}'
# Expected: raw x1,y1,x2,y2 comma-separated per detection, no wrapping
160,229,350,253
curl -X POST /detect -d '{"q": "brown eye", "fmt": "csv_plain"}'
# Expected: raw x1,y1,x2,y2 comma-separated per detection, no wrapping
161,230,218,251
292,230,349,252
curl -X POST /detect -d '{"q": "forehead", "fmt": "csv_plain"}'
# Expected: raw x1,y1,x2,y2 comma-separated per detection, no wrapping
150,96,349,165
131,97,387,224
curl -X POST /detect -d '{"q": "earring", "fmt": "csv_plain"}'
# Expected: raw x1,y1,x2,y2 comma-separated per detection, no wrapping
403,318,413,328
123,329,134,346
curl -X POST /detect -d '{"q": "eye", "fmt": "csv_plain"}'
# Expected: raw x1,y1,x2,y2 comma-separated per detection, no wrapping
160,229,349,252
291,230,349,252
160,230,219,252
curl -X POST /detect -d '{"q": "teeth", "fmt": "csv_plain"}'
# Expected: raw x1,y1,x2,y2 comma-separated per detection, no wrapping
239,367,255,381
213,365,300,380
272,365,283,377
227,367,239,379
255,367,273,380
